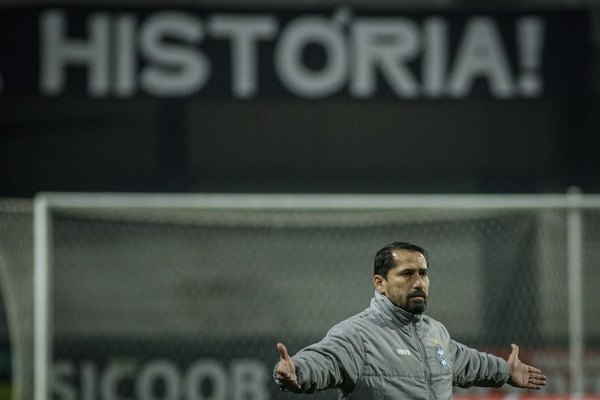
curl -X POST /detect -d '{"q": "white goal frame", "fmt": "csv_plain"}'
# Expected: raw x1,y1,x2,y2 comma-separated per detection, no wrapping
33,192,600,400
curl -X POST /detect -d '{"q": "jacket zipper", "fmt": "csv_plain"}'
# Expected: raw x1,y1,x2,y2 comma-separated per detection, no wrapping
411,321,438,400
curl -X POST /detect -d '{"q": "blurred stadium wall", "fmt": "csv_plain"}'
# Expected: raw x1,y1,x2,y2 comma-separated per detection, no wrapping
2,193,600,399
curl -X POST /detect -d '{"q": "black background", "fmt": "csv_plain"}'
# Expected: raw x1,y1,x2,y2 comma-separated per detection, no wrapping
0,7,597,197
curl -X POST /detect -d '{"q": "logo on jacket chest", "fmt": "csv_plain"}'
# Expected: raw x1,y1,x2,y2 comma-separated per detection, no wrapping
435,345,450,370
396,348,411,356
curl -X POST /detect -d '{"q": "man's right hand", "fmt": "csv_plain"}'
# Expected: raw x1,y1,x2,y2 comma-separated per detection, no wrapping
275,343,302,392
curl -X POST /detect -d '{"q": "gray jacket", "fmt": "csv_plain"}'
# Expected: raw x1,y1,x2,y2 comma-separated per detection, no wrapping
284,291,509,399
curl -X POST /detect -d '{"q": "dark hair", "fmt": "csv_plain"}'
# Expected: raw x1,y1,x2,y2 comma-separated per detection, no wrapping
374,242,429,278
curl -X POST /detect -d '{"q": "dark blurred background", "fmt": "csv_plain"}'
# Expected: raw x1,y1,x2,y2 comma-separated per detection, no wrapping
0,1,599,398
0,0,598,198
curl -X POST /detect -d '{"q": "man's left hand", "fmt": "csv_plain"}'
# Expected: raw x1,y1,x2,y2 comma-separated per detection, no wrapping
507,344,547,390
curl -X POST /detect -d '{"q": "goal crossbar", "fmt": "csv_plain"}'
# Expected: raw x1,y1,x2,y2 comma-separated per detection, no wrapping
33,192,596,400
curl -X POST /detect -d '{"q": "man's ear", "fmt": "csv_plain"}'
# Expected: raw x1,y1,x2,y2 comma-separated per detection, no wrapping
373,274,386,294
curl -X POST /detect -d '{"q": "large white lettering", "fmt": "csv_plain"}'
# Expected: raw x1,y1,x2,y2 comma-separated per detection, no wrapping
53,362,76,400
113,14,137,97
516,17,544,96
421,18,447,97
37,9,546,99
40,10,110,96
137,360,181,400
351,18,420,98
447,17,514,98
184,360,227,400
208,15,277,98
53,358,271,400
81,362,97,400
100,362,134,400
231,360,269,400
275,16,347,98
139,12,209,97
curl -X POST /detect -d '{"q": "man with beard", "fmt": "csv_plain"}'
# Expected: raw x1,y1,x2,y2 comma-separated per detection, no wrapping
274,241,547,399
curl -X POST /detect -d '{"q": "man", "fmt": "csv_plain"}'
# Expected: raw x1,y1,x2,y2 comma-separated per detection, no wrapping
274,241,547,399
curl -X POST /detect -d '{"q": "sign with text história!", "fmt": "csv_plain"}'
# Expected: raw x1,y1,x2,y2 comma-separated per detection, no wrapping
0,7,589,100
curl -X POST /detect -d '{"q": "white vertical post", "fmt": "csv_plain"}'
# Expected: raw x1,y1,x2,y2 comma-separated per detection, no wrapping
34,195,52,400
567,188,584,400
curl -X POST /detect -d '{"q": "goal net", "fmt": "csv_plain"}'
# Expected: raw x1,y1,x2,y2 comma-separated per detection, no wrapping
0,199,34,400
18,194,600,399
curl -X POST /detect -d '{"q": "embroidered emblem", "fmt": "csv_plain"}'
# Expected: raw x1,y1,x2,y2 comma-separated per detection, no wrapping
435,345,449,370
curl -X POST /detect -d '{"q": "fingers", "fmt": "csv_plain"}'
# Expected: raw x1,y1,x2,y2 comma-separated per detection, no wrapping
527,375,547,389
528,365,543,374
526,364,547,390
529,369,547,383
277,343,289,360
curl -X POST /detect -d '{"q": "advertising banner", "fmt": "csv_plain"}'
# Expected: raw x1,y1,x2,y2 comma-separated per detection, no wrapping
0,7,589,100
52,340,600,399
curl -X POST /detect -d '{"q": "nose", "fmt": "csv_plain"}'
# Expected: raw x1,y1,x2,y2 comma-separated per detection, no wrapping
412,274,424,288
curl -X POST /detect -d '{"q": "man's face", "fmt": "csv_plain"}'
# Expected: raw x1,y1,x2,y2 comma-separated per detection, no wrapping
373,249,429,314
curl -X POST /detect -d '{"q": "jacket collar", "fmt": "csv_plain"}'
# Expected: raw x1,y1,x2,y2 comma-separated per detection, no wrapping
371,290,422,325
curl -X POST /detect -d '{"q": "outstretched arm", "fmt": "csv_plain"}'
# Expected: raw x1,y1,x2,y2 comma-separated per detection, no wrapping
273,323,364,393
274,343,302,392
506,344,547,390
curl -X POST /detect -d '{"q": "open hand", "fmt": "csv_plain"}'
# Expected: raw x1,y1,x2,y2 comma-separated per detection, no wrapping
507,344,547,390
275,343,302,392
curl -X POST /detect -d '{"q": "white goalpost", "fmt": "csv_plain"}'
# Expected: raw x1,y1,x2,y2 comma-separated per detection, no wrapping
32,192,600,400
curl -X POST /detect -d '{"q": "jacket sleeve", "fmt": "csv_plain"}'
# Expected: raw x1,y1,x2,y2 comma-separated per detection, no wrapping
450,339,510,388
289,321,365,393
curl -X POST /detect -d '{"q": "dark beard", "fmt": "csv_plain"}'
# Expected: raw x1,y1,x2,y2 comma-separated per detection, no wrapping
402,290,428,314
401,300,427,314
